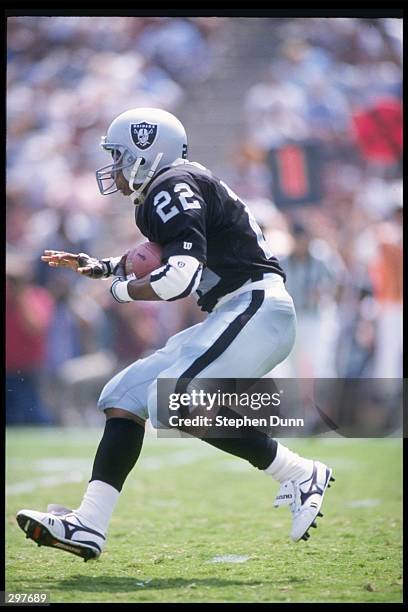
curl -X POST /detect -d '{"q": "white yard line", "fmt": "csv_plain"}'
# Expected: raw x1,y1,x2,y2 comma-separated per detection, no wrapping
346,499,381,508
6,448,211,496
7,471,85,495
208,555,250,563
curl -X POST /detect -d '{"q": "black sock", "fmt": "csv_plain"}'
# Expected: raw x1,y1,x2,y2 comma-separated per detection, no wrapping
201,407,277,470
90,418,145,491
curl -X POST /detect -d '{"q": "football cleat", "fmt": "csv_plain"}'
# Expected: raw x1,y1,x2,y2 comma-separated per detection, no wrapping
16,509,105,561
274,461,334,542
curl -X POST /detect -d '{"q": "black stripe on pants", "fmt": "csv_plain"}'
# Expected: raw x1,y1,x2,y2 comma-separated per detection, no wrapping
175,290,265,395
173,289,278,469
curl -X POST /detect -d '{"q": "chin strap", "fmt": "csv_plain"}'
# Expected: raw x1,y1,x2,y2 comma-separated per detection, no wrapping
128,157,142,190
129,153,164,206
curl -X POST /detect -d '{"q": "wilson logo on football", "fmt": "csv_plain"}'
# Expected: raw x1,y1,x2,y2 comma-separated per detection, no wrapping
130,122,158,149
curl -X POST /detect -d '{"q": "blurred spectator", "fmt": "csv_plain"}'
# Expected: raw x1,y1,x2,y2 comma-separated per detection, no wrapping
104,300,164,367
44,271,85,374
357,203,403,379
352,95,402,167
31,208,94,287
137,18,213,83
272,222,345,378
224,145,272,200
6,254,55,424
41,269,110,421
336,282,377,378
238,16,402,381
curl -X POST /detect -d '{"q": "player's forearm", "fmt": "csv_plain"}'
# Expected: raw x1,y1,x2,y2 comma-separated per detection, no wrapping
110,276,163,302
101,255,126,277
110,256,203,303
127,277,163,301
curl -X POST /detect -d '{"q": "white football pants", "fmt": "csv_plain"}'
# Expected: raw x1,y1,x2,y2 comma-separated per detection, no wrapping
97,275,296,425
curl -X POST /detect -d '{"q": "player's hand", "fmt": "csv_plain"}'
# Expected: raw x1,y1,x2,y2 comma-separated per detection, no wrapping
41,250,110,279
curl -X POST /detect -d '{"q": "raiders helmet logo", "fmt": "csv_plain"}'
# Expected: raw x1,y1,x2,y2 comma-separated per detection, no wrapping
130,122,158,150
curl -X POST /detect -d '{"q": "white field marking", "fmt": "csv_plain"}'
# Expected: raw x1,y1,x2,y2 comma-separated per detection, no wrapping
208,555,250,564
135,579,153,587
7,448,211,496
6,427,103,444
318,437,402,445
346,499,381,508
319,458,357,469
151,499,179,508
7,471,85,495
212,461,253,472
8,458,91,472
139,448,213,471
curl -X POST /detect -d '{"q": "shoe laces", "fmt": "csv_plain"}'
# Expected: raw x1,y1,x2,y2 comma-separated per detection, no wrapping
273,480,301,516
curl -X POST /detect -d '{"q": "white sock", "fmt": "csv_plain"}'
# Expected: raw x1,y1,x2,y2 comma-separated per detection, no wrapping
264,443,313,483
75,480,120,534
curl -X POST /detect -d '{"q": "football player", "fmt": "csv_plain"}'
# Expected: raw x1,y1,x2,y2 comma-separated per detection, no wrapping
17,108,334,561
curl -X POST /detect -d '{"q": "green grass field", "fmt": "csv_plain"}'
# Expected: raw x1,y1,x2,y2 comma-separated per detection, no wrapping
6,428,403,603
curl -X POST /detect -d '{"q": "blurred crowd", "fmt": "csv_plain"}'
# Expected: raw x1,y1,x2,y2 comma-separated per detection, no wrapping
6,16,402,425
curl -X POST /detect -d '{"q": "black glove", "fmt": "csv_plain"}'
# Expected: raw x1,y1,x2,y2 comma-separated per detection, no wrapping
77,254,126,279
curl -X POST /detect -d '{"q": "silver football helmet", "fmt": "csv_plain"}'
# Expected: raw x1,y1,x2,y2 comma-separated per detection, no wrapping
96,107,188,205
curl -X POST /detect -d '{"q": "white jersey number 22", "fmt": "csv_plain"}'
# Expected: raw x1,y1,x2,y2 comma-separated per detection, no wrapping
153,183,201,223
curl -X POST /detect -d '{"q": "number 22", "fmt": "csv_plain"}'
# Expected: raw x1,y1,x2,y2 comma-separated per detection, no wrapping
154,183,201,223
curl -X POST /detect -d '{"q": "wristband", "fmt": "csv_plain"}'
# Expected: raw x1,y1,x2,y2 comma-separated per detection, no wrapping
101,258,113,277
102,256,123,277
110,278,132,303
78,253,111,279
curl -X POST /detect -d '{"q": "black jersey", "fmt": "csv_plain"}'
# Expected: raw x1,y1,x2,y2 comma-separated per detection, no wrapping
135,160,286,313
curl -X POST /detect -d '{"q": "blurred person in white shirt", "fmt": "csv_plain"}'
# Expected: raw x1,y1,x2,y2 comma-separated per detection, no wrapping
272,221,345,378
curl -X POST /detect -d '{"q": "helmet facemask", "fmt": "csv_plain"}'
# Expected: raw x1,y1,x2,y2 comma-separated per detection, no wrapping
96,138,163,205
96,140,137,195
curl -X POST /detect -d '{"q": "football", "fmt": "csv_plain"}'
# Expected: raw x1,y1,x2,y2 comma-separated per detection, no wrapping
124,241,163,279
